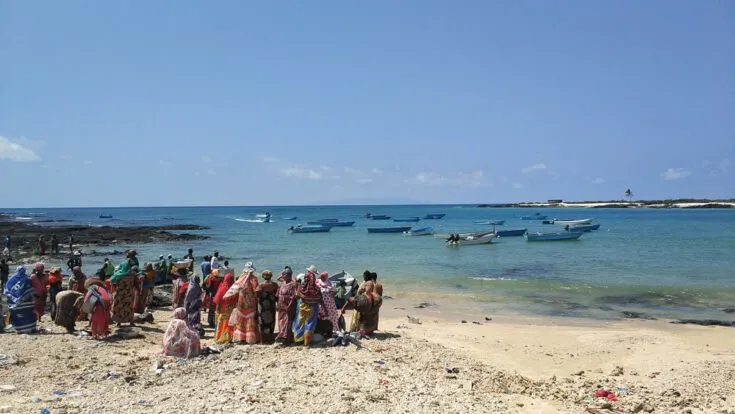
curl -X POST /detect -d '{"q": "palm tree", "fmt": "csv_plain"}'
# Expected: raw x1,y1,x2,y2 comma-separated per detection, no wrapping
624,188,633,202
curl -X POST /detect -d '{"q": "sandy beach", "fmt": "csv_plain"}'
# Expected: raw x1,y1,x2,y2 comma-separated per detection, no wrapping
1,294,733,414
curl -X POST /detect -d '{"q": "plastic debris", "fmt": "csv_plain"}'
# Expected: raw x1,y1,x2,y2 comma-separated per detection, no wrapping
0,385,16,393
177,359,185,364
41,409,51,414
274,361,281,368
53,391,66,396
407,315,422,324
107,371,120,379
251,379,264,389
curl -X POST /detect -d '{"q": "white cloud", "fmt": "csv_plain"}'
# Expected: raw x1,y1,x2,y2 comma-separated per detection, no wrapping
207,168,216,176
498,176,510,185
344,167,368,177
283,166,323,180
718,158,731,173
356,178,373,184
521,163,546,173
320,165,332,172
0,136,40,162
371,168,383,175
202,155,211,163
262,156,279,163
83,160,93,165
512,182,523,189
159,160,171,167
407,170,488,187
702,160,712,168
591,177,604,184
661,167,691,180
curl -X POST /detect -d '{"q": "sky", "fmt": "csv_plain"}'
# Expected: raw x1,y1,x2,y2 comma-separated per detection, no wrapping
1,1,733,207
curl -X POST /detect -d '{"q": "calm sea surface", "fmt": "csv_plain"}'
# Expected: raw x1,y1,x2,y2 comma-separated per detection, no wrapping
6,205,735,320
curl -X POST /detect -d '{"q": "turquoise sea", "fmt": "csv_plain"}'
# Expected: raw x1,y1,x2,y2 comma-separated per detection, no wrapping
6,205,735,320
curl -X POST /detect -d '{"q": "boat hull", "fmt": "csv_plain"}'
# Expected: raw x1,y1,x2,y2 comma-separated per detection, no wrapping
526,232,582,241
404,226,433,236
369,215,391,220
282,217,298,220
367,227,412,233
521,215,548,220
447,235,494,246
306,221,355,227
567,224,600,232
289,226,331,233
554,218,593,225
423,214,446,219
394,217,420,222
496,229,527,237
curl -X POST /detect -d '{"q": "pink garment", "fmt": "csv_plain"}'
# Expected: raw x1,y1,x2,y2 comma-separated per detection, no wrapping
316,279,340,330
30,273,47,318
162,308,200,358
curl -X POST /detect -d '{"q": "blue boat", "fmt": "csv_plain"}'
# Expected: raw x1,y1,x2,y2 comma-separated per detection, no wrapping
525,232,582,241
99,214,113,219
314,219,339,223
423,213,446,219
307,221,355,227
370,215,391,220
282,217,298,220
521,213,548,220
542,220,555,224
288,226,331,233
474,220,505,225
496,228,527,237
566,224,601,232
403,226,433,236
367,226,412,233
394,217,420,223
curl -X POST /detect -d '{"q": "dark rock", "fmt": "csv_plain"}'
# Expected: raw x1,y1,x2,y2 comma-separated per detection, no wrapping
723,308,735,314
670,319,735,327
622,311,658,320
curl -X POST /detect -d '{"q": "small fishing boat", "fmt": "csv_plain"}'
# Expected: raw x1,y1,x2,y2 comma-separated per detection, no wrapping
314,219,339,223
447,234,494,246
288,226,331,233
370,215,391,220
473,220,505,225
566,224,600,232
367,226,412,234
394,217,420,223
99,214,113,219
525,232,583,241
256,213,272,219
282,217,298,220
328,271,356,300
307,221,355,227
542,220,555,224
403,226,433,236
553,218,593,225
521,213,548,220
496,228,527,237
434,232,474,239
423,213,446,219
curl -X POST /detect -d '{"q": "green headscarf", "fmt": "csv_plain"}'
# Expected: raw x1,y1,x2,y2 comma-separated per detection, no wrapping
109,260,132,283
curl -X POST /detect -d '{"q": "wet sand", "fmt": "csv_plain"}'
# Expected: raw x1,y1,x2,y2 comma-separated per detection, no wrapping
0,294,733,414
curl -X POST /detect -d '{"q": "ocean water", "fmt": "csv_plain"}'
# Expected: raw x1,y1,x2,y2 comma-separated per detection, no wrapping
6,205,735,320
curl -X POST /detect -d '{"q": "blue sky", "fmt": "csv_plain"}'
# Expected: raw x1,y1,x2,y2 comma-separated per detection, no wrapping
1,1,733,207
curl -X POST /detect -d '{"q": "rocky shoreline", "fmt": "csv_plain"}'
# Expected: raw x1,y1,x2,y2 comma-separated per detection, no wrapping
0,220,209,263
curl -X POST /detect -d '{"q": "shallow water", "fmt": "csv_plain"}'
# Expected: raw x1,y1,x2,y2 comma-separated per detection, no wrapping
6,205,735,320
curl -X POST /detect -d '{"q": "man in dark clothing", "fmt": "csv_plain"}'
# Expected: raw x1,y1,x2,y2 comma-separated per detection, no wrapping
51,234,59,254
0,259,9,293
67,252,82,271
184,248,195,263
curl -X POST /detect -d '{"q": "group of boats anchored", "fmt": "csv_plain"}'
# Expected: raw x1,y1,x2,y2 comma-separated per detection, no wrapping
257,211,602,245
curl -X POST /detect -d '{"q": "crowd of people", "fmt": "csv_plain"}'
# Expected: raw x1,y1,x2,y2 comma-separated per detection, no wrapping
1,247,385,359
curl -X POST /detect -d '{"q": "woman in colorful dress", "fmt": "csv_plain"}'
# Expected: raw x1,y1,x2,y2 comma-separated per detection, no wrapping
316,271,340,333
29,263,47,320
84,278,112,339
134,263,155,314
350,271,374,332
54,290,84,333
162,307,201,358
224,263,260,345
170,267,188,310
184,275,204,336
69,266,87,295
275,267,297,345
340,283,383,336
256,270,278,344
48,266,64,320
292,266,323,346
213,272,235,343
109,260,138,327
3,266,37,334
203,268,223,328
